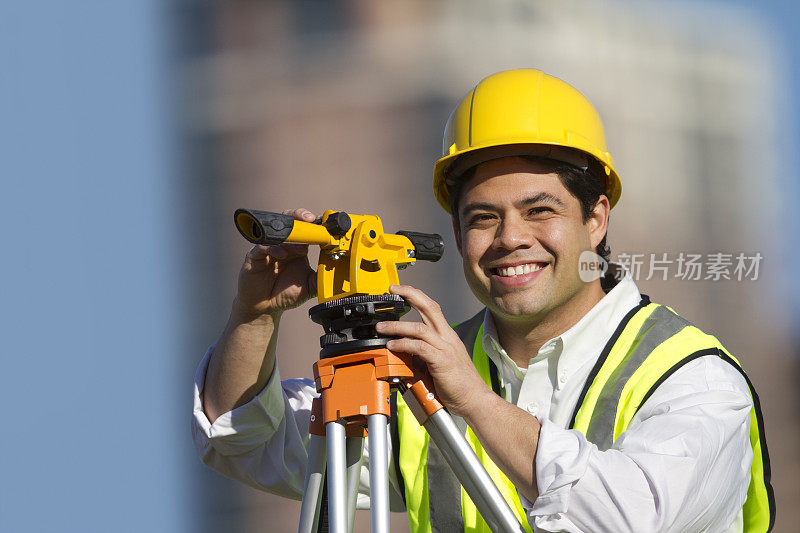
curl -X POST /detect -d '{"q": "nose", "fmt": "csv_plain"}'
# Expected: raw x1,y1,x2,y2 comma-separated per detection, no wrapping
493,216,535,251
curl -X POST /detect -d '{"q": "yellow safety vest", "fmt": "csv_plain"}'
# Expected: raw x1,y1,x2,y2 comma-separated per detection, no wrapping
391,295,775,532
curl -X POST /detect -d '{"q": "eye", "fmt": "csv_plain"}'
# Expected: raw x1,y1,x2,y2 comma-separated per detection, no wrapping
467,213,495,226
527,206,553,216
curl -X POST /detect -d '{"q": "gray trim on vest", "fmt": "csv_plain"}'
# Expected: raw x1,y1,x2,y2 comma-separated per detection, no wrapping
585,305,693,450
426,311,484,532
427,434,466,532
452,310,485,358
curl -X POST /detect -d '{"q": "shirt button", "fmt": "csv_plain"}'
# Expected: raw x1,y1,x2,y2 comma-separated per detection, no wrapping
526,402,539,415
558,372,567,384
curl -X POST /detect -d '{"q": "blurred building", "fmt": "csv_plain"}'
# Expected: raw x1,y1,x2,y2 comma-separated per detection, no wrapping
179,1,798,531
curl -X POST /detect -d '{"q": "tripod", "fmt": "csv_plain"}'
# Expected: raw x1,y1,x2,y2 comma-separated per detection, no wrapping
232,208,525,533
298,295,524,533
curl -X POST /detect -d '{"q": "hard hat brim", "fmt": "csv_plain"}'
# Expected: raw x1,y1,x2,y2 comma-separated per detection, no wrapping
433,143,621,214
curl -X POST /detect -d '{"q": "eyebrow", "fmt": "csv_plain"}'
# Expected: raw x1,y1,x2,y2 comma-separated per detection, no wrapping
460,201,496,217
461,192,566,217
519,192,566,209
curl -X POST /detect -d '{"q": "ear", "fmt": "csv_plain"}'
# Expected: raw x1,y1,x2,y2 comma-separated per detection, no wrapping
451,216,463,256
588,195,610,249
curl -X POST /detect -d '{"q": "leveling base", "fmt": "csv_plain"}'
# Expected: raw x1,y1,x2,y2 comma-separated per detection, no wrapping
309,294,408,358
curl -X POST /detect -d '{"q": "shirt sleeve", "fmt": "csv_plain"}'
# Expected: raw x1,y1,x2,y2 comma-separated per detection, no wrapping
191,346,319,498
191,347,407,510
529,356,753,533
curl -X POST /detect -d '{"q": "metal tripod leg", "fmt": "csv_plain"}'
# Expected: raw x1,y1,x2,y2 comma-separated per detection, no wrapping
298,434,363,533
301,342,524,532
345,437,364,532
326,421,348,533
367,414,390,533
299,435,327,533
404,390,525,533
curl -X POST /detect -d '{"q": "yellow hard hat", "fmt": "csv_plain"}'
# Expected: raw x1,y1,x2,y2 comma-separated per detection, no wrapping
433,69,621,213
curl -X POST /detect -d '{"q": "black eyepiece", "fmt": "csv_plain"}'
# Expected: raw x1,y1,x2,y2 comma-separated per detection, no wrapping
234,209,295,245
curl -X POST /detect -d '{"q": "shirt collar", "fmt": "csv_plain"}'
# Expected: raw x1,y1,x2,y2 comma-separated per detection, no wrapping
481,262,643,387
482,307,522,379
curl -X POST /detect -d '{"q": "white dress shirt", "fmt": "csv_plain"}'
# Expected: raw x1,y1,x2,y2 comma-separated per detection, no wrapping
192,272,753,532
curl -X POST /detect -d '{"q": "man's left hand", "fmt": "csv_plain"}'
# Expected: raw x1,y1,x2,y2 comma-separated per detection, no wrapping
376,284,493,418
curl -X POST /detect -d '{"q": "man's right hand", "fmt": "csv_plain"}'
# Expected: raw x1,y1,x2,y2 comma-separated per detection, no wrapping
233,208,318,321
203,208,318,423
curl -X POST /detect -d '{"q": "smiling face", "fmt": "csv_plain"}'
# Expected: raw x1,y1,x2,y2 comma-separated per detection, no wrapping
453,156,609,327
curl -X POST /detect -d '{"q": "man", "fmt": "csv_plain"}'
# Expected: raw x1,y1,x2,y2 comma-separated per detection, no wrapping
193,69,774,532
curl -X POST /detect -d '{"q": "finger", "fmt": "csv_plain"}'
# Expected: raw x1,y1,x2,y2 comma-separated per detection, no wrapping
244,245,284,264
283,207,317,222
245,238,307,262
385,337,438,363
247,245,289,262
266,246,288,259
389,285,450,332
376,320,445,349
246,245,270,260
241,246,276,273
278,209,316,256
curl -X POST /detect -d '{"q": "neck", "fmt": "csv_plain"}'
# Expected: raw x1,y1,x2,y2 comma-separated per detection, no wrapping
493,281,606,367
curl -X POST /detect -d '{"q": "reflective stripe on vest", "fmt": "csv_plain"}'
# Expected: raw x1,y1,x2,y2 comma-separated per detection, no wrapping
570,298,775,532
392,311,532,533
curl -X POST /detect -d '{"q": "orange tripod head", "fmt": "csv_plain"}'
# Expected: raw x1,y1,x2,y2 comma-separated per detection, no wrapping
234,209,444,302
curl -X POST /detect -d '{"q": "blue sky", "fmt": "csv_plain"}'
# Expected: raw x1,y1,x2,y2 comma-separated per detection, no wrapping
720,0,800,316
0,2,186,531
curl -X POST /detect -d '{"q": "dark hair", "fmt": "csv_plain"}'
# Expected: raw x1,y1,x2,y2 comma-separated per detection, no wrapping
448,157,611,263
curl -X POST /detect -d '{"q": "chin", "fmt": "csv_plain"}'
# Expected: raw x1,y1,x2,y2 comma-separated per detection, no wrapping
487,292,550,320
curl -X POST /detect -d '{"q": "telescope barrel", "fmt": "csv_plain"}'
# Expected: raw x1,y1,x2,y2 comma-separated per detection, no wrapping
235,208,444,261
234,208,333,246
397,231,444,262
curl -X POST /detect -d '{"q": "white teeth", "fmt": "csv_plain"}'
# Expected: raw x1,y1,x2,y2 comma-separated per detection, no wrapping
495,263,544,277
